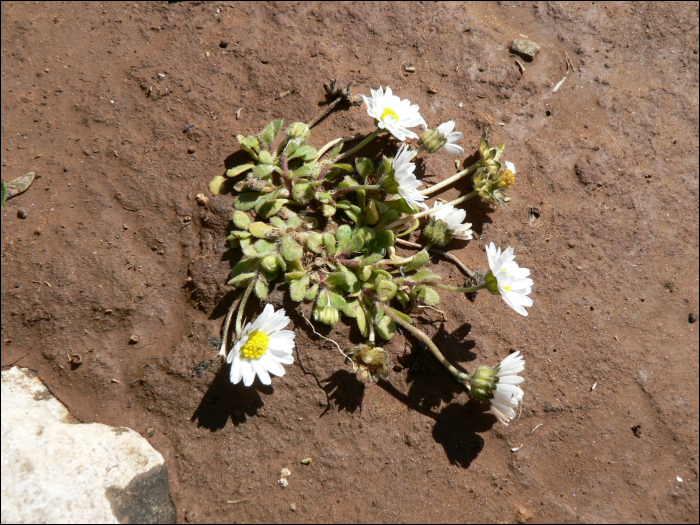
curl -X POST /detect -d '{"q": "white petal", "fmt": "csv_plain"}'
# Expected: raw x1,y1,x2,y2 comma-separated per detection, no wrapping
229,353,243,384
241,361,256,387
505,161,516,174
443,143,465,156
268,331,295,353
260,353,286,377
252,359,271,385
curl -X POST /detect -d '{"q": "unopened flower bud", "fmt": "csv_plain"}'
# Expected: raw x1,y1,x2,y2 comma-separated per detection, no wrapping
423,218,451,246
286,122,310,144
418,128,446,154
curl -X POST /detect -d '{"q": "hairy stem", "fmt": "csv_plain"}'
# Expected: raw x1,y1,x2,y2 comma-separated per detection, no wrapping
332,184,381,200
235,275,259,335
373,302,470,385
395,238,474,278
419,161,480,196
335,128,381,161
432,282,487,293
378,190,479,232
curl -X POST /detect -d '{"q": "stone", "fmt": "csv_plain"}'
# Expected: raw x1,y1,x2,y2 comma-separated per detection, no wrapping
510,39,541,61
1,367,175,524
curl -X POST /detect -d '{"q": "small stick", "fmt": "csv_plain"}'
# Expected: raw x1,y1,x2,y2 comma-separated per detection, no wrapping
516,60,526,75
530,423,543,435
307,96,344,129
227,497,253,504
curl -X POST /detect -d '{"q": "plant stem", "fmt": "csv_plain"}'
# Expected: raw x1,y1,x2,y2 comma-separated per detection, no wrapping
314,132,370,162
307,96,344,129
235,275,258,335
419,161,481,196
332,184,381,200
378,190,479,232
335,128,381,161
373,302,470,385
432,283,487,293
218,291,245,357
395,238,475,278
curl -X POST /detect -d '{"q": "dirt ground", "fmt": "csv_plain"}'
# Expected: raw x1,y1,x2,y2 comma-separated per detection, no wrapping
1,1,698,523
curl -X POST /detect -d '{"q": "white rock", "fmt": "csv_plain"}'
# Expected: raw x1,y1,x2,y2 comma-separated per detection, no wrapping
1,367,174,524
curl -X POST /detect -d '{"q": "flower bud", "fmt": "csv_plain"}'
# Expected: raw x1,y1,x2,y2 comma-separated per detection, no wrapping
286,122,310,144
418,128,447,154
423,218,452,246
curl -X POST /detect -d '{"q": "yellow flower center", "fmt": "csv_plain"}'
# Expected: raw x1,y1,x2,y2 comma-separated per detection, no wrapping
380,107,399,125
240,330,270,360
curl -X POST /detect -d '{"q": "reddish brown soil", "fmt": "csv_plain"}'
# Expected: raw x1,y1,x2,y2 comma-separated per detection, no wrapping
2,2,698,523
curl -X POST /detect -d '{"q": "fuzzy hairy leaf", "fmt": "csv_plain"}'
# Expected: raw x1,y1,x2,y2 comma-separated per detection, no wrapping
260,120,283,145
355,157,374,180
234,192,263,211
403,250,430,272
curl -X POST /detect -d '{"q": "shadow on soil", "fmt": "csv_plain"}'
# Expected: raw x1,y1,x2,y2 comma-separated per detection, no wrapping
191,363,272,430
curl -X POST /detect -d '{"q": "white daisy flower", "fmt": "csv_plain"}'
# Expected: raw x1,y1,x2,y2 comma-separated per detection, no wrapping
488,351,525,425
484,242,533,316
436,121,464,156
430,204,473,240
363,86,425,142
392,143,428,211
227,304,295,387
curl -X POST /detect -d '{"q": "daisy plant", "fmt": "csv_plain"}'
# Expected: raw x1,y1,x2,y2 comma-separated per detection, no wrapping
209,84,531,426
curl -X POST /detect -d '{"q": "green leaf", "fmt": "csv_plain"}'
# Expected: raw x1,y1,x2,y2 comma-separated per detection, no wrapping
258,150,273,165
280,236,303,261
292,181,313,204
237,135,260,160
375,229,395,248
260,120,283,145
376,279,398,302
335,225,351,254
356,301,369,337
254,239,278,253
355,157,374,180
248,222,276,238
343,204,363,225
416,286,441,306
293,162,315,179
389,306,412,324
284,270,306,282
384,197,420,214
3,172,35,200
403,250,430,272
396,290,410,309
409,269,442,283
255,279,270,299
1,181,6,210
228,272,257,286
234,192,263,211
342,299,359,318
256,198,286,219
252,164,275,179
328,291,347,310
305,283,319,302
322,232,337,257
322,204,336,217
208,174,227,195
232,210,251,230
375,314,396,341
375,209,399,230
226,163,255,177
306,232,324,253
269,216,286,228
289,276,310,302
289,145,317,161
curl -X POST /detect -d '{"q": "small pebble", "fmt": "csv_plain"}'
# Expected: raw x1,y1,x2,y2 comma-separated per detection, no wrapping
187,147,196,154
278,477,288,488
129,335,140,344
195,194,209,206
689,313,698,323
280,468,291,477
510,39,541,61
427,87,438,94
17,209,28,219
290,503,297,512
33,227,42,235
301,457,313,465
